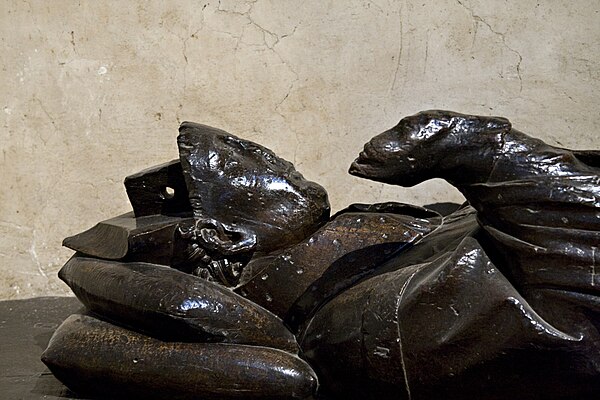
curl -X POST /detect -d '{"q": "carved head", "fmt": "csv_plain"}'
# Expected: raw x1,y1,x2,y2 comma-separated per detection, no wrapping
177,122,330,281
349,110,511,186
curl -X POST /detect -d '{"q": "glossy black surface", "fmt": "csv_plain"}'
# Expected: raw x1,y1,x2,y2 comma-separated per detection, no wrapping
44,114,600,399
344,110,600,399
178,122,330,257
59,255,299,352
350,110,599,302
62,212,191,265
43,314,317,400
236,203,440,332
124,159,192,217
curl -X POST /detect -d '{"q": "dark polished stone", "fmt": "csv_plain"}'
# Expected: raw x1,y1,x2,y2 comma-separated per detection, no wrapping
62,212,191,265
59,255,299,352
42,314,316,400
124,160,192,217
43,112,600,399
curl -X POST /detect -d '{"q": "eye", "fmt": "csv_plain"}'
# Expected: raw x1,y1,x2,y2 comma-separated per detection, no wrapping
382,140,405,153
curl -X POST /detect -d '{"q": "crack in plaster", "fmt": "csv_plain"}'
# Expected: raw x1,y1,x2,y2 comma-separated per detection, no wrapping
215,1,301,164
0,221,47,278
160,8,206,124
168,1,302,162
390,4,404,92
456,0,523,92
216,0,299,79
366,0,384,13
181,27,203,105
424,31,430,74
69,30,79,56
33,96,57,136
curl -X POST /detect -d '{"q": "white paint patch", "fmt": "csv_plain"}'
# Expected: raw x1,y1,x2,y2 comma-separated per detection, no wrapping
29,230,47,278
3,107,12,115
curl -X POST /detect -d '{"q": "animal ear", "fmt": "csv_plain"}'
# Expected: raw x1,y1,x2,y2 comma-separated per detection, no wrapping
479,116,511,134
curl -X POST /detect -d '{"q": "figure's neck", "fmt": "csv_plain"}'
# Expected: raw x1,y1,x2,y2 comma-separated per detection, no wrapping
435,131,506,188
438,128,589,189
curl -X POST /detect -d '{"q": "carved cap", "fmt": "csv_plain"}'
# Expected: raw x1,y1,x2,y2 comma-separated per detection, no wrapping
177,122,330,254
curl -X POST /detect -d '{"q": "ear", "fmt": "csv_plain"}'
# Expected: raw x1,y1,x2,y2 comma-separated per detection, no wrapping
196,218,257,256
409,114,457,141
473,116,512,134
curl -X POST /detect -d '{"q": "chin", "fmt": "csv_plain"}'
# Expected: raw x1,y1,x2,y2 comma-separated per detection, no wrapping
350,161,418,187
377,175,422,187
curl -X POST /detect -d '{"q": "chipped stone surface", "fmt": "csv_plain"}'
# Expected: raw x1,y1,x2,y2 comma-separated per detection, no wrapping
1,0,598,299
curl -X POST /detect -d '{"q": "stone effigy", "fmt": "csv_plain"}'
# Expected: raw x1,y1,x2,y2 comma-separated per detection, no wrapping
42,111,600,399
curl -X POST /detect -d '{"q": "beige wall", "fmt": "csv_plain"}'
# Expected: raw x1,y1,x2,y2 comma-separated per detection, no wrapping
1,0,598,299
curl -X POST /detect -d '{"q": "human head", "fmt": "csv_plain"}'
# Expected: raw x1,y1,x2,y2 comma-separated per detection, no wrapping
177,122,330,264
349,110,511,186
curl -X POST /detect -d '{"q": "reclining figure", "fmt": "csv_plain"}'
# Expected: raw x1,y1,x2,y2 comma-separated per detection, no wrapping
43,111,600,399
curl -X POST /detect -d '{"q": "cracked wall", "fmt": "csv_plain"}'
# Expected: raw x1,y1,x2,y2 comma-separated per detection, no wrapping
1,0,599,299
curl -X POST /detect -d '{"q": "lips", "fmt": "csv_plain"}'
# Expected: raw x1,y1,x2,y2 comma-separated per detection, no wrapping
349,149,373,177
348,159,364,176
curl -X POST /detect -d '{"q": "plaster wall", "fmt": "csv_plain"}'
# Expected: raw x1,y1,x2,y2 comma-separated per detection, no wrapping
1,0,598,299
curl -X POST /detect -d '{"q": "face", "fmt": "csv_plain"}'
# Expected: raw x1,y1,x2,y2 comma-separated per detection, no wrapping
349,110,511,186
349,113,444,186
178,122,331,257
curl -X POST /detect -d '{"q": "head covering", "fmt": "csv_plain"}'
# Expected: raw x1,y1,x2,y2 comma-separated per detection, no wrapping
177,122,330,254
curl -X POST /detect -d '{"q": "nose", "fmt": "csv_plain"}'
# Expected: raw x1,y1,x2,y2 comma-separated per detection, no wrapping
349,140,378,176
361,141,376,158
349,148,370,175
348,158,365,175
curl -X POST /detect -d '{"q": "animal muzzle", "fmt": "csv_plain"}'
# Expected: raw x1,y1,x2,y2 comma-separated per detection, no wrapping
349,150,376,178
349,132,397,179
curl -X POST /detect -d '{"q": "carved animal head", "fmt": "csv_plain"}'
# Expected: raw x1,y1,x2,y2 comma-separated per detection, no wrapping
178,122,330,260
349,110,511,186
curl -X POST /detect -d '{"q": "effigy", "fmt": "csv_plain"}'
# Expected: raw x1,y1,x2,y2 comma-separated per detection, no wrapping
42,111,600,399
